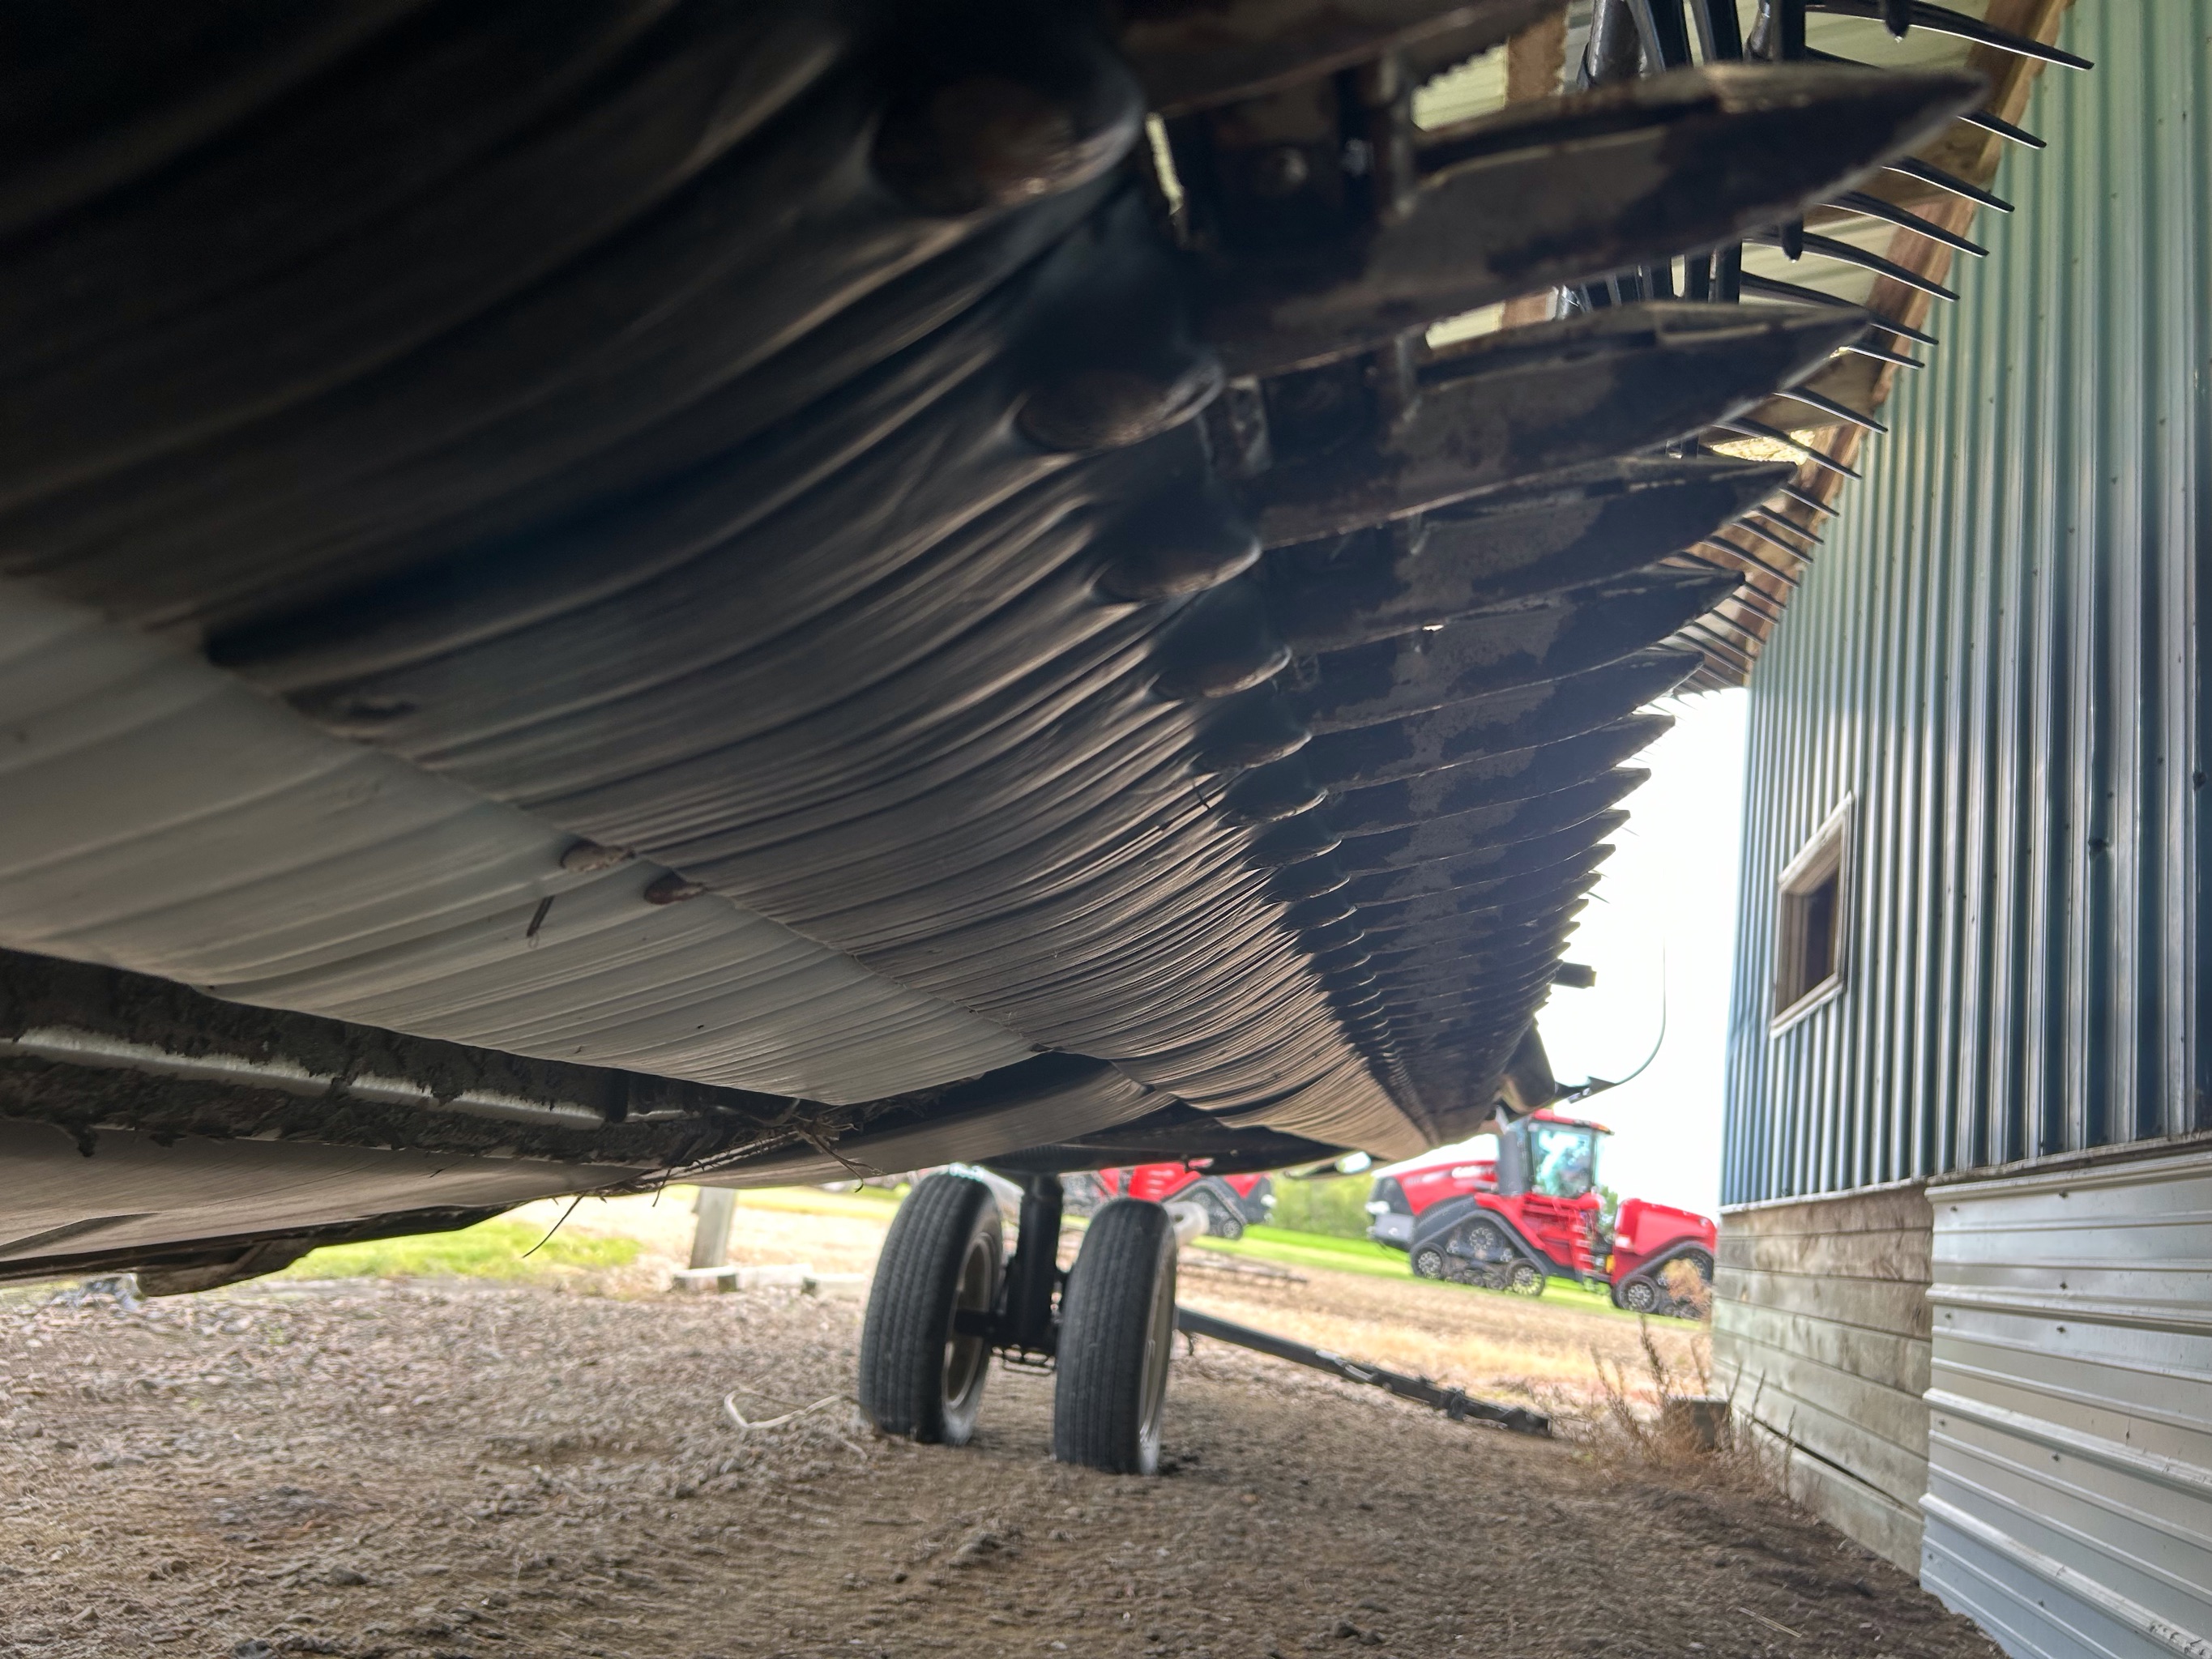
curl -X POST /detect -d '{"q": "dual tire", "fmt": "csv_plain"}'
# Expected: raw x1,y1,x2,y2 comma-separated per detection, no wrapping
857,1177,1176,1475
856,1173,1002,1444
1052,1198,1177,1476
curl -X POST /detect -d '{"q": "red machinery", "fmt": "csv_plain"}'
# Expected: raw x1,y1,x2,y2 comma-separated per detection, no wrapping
1066,1163,1275,1239
1605,1196,1719,1316
1366,1111,1715,1317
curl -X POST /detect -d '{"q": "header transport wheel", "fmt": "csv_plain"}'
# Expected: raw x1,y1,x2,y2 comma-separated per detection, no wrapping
857,1173,1004,1446
1053,1198,1177,1475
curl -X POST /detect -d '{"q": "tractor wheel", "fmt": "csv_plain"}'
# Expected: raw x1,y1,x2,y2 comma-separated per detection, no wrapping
1204,1196,1245,1242
1445,1216,1518,1284
1507,1260,1546,1298
856,1173,1002,1445
1619,1276,1662,1315
1410,1244,1447,1280
1053,1199,1177,1475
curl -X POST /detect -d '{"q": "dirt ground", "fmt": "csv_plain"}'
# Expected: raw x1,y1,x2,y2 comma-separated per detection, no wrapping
1,1271,2001,1659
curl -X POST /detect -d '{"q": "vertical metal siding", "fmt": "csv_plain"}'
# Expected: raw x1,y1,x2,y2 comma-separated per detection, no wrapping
1722,1,2210,1207
1923,1148,2212,1659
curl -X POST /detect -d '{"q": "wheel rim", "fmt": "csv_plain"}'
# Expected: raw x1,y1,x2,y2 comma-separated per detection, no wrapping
942,1233,994,1414
1453,1219,1513,1267
1510,1262,1544,1296
1622,1278,1659,1313
1412,1247,1443,1278
1134,1248,1176,1474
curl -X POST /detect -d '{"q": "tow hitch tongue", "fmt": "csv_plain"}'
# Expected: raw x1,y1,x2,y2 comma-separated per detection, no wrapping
1173,1306,1551,1438
954,1175,1550,1438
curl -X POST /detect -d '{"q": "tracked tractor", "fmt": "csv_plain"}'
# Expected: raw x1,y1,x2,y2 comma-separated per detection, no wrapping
1367,1111,1715,1316
1067,1163,1276,1239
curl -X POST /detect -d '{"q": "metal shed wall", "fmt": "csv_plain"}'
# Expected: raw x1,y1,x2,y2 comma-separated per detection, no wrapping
1924,1145,2212,1659
1720,0,2211,1209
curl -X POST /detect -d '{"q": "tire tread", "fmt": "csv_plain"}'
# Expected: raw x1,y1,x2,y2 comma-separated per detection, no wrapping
856,1174,998,1443
1053,1198,1174,1474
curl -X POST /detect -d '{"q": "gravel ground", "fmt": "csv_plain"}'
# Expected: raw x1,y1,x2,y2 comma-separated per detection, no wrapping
0,1277,2001,1659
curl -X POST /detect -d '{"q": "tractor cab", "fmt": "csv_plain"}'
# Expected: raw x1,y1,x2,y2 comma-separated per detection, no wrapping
1492,1111,1610,1282
1501,1111,1605,1200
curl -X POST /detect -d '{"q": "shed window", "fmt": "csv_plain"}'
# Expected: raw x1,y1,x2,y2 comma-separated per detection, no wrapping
1772,800,1851,1031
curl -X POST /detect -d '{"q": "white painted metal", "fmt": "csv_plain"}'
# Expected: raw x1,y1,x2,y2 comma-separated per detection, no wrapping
1924,1146,2212,1659
0,1116,646,1265
0,582,1032,1105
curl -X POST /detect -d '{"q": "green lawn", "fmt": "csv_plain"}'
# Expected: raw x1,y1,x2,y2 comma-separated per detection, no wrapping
1191,1225,1670,1320
276,1218,640,1282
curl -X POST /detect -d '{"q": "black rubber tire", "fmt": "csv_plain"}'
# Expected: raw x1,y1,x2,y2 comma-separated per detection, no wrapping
1410,1244,1447,1280
1508,1260,1547,1298
856,1173,1002,1446
1053,1198,1176,1475
1620,1275,1661,1315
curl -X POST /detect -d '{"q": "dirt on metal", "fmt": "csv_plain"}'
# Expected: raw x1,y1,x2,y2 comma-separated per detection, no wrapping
1,1275,1999,1659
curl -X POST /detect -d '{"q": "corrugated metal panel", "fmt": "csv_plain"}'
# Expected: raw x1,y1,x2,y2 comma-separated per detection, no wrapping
1722,0,2211,1207
0,578,1036,1106
1923,1148,2212,1658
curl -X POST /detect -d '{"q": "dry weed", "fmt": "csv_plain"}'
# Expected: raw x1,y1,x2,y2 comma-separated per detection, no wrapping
1582,1318,1784,1495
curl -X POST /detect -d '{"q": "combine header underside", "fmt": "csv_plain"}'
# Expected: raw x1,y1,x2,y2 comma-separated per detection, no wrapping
0,0,2054,1288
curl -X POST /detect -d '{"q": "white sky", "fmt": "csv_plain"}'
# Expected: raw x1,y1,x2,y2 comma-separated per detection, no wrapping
1532,690,1748,1217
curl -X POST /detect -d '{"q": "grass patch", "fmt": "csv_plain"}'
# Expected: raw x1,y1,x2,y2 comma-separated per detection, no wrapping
1194,1226,1681,1320
277,1219,640,1282
1265,1175,1374,1239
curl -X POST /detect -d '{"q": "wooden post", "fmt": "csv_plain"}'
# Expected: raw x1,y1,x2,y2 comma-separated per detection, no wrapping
690,1187,737,1270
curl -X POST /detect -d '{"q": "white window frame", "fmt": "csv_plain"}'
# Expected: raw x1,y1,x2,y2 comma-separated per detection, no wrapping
1769,795,1853,1035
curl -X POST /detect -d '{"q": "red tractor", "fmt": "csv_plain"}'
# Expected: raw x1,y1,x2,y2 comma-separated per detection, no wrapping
1065,1162,1275,1239
1365,1111,1716,1317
